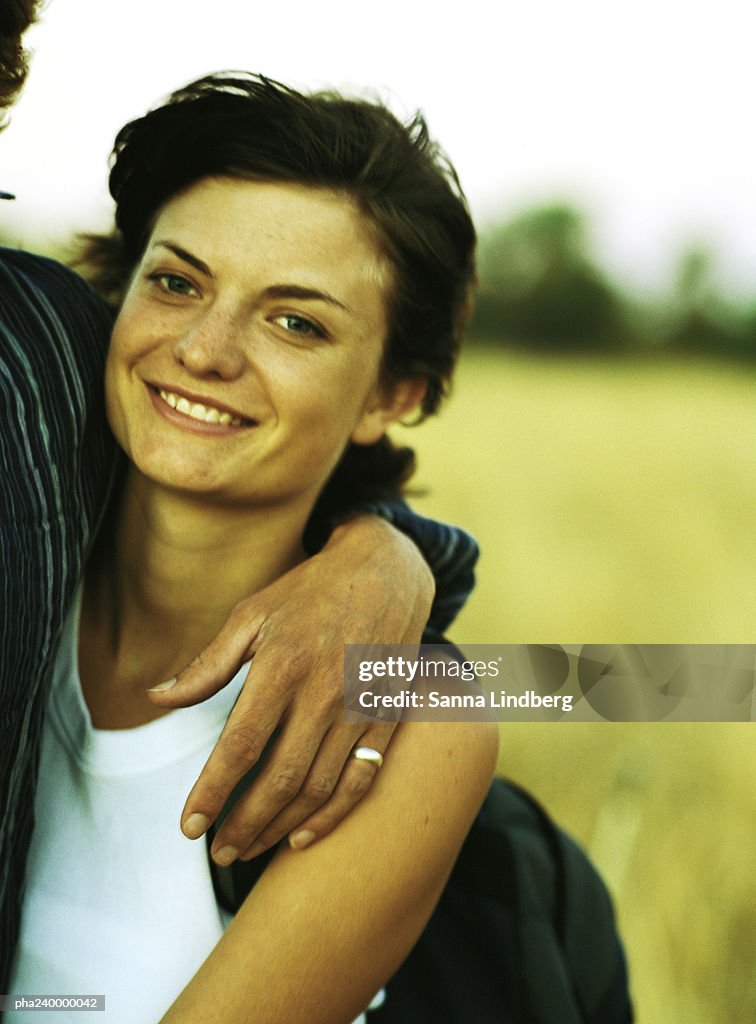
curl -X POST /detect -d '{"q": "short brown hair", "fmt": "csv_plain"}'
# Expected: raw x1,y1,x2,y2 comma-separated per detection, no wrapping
82,73,477,515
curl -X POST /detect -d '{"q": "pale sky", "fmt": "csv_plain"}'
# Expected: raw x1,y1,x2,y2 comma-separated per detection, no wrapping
2,0,755,294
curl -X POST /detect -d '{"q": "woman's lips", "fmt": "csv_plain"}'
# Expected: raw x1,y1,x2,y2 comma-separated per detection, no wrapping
148,384,256,430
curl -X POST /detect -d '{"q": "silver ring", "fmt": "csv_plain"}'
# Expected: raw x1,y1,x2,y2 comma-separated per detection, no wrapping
351,745,384,768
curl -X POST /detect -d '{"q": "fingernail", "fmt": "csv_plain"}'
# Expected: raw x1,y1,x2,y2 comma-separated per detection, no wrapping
147,677,177,693
289,829,316,851
213,845,239,866
182,813,210,839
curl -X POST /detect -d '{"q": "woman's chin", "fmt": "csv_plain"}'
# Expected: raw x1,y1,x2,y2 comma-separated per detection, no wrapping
130,456,229,499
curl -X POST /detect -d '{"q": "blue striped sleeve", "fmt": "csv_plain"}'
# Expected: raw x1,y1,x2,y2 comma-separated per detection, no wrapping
0,247,116,988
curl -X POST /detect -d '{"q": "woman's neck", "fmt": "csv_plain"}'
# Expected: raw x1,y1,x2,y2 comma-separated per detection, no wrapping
80,468,309,726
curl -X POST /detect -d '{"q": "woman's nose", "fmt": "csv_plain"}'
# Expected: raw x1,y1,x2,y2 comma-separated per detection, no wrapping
172,309,246,380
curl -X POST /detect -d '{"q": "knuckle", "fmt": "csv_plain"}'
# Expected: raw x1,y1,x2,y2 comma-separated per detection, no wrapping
268,768,303,802
259,642,310,686
226,601,264,641
282,644,312,679
304,675,342,717
219,725,262,768
302,773,336,804
185,649,208,673
227,598,255,625
342,768,374,801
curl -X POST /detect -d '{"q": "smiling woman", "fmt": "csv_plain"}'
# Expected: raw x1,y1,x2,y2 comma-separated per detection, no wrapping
6,73,501,1024
106,178,419,514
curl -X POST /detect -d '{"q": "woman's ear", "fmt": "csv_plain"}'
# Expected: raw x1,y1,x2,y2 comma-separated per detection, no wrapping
350,379,427,446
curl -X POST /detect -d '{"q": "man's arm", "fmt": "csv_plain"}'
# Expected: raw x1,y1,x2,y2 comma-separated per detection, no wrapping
149,511,479,861
354,499,479,640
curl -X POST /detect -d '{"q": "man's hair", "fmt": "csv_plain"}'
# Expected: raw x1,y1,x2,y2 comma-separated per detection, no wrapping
82,73,477,518
0,0,41,121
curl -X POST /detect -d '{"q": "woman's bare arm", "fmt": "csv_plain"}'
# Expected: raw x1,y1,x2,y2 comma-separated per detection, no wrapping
159,718,499,1024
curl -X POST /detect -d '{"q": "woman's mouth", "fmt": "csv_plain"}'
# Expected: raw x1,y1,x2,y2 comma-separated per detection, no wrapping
154,387,251,427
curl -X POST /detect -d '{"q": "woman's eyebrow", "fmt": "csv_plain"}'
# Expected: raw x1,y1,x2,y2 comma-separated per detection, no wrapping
264,283,352,314
151,240,214,278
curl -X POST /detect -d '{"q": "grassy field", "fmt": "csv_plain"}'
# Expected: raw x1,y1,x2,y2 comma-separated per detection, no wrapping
392,347,756,1023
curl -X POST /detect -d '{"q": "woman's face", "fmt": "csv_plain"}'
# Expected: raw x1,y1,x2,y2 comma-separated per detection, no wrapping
106,176,419,511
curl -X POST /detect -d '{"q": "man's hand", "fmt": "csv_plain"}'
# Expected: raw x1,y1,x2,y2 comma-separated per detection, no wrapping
147,514,434,864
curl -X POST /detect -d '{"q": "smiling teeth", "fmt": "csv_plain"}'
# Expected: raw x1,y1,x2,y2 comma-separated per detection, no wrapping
158,389,242,426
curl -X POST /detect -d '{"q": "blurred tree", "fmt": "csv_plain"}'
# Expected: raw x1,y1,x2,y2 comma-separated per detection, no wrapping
669,246,754,358
470,203,628,351
4,202,755,359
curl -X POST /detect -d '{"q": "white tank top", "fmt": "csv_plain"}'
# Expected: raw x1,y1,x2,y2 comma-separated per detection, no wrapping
8,591,384,1022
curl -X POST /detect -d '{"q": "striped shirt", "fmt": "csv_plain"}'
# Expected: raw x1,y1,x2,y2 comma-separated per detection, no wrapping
0,247,478,986
1,248,116,986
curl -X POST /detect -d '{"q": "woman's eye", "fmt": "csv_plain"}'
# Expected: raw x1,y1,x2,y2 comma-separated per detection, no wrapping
149,273,199,297
273,314,326,339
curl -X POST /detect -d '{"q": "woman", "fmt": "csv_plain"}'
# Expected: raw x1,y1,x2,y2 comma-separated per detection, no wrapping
1,7,485,982
8,73,498,1023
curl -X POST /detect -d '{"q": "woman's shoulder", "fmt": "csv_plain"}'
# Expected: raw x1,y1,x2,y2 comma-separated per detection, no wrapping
396,713,500,806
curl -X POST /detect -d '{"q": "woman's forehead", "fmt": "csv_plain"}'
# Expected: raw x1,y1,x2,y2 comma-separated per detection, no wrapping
154,180,383,266
148,176,393,296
